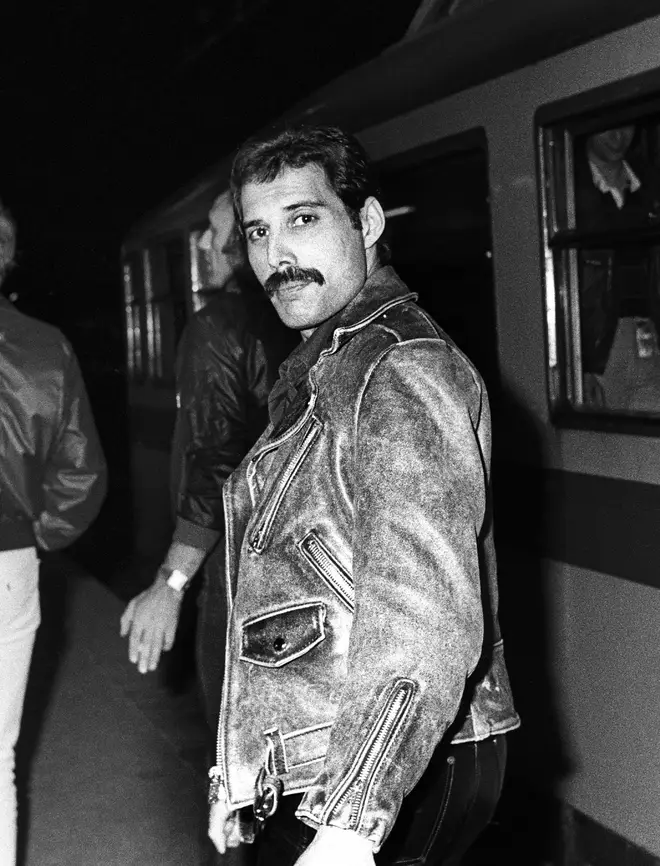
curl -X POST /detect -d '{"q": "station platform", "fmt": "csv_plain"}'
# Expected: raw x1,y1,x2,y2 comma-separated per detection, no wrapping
13,554,551,866
16,555,212,866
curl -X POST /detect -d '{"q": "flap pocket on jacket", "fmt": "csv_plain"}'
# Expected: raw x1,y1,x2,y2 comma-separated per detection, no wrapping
240,602,327,668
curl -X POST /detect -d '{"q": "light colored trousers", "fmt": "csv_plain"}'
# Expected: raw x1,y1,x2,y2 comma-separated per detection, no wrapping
0,548,40,866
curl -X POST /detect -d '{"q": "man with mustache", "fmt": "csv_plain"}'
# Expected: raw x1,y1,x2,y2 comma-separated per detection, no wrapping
208,125,520,866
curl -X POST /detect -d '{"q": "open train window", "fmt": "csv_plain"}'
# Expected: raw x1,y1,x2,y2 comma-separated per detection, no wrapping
378,135,498,396
540,97,660,431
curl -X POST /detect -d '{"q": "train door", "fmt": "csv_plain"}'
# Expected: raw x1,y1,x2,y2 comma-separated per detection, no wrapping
379,135,499,395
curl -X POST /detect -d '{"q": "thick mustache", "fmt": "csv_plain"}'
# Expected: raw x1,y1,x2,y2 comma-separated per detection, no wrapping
264,267,325,296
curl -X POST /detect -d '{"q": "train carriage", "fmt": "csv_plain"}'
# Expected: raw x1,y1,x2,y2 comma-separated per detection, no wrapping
121,1,660,860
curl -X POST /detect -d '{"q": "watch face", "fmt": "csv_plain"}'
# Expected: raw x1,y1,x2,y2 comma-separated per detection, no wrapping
166,569,189,592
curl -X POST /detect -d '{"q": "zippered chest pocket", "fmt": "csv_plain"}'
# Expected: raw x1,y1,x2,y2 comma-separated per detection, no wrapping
249,417,322,555
299,531,354,612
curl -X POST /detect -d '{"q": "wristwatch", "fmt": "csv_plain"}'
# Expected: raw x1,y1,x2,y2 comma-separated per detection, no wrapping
161,566,190,594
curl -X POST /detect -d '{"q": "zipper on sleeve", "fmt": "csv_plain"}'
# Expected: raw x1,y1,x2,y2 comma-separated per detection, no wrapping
250,418,321,554
322,679,416,829
299,532,354,612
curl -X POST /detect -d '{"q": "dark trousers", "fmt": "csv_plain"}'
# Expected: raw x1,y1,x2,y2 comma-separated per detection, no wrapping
255,735,507,866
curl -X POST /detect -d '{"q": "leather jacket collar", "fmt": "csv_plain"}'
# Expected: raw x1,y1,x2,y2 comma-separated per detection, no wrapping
268,265,416,434
324,264,417,352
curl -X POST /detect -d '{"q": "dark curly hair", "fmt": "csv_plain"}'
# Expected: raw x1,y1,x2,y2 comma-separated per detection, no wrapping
230,125,389,262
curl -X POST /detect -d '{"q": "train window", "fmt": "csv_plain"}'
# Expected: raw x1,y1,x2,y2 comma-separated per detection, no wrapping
541,107,660,427
144,248,163,381
144,238,189,386
123,252,145,381
379,142,498,395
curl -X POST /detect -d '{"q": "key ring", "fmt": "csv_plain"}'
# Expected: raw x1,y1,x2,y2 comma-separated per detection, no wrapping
253,765,284,822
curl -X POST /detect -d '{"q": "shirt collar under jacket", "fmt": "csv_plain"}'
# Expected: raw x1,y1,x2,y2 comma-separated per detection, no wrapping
589,158,641,210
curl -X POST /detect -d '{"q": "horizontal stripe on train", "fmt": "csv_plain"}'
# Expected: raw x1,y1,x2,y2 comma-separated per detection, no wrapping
128,403,655,591
495,464,660,591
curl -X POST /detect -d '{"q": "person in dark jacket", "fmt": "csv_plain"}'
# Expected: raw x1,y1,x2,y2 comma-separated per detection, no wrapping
120,192,297,734
0,200,106,866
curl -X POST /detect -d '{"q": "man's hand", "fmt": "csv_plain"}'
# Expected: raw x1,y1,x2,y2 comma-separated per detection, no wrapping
208,799,242,853
294,826,375,866
120,575,183,674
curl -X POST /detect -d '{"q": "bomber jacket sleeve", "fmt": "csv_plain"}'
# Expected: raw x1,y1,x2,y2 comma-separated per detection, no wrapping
174,312,255,535
34,343,107,551
297,339,488,850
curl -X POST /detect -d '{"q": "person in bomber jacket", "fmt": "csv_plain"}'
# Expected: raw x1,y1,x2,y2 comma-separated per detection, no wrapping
0,200,106,866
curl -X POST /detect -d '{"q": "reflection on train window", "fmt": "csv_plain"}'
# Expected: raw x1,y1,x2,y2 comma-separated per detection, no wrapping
541,108,660,423
142,239,189,386
123,252,144,381
379,141,498,394
123,238,191,387
144,248,162,380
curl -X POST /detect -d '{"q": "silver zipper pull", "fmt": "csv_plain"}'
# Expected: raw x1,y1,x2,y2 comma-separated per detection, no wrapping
208,765,226,805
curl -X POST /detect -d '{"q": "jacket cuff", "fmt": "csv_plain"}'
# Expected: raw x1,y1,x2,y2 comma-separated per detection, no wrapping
295,804,381,852
172,517,220,551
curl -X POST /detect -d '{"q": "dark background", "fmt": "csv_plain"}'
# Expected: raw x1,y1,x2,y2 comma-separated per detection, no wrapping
0,0,422,561
1,0,421,319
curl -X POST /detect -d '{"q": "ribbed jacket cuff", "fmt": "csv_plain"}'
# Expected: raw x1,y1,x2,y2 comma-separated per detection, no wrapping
172,517,220,552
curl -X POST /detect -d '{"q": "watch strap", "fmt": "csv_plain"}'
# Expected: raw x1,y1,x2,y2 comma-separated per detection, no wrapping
161,567,190,593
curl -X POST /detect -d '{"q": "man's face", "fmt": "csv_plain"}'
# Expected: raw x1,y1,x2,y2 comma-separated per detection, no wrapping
198,197,240,287
240,164,378,337
587,125,635,164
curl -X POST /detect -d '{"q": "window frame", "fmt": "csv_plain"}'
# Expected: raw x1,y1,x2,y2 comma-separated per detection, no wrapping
537,68,660,436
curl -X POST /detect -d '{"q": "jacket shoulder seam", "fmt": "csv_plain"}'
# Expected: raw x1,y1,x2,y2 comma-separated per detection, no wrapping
354,332,482,408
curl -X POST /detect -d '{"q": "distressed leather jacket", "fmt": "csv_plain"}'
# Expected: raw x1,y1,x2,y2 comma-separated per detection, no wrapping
213,266,520,851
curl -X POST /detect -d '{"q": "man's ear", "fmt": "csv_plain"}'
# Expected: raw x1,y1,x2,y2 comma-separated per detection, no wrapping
360,196,386,251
